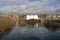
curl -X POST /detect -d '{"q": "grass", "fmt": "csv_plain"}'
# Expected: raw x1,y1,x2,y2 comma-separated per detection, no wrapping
0,16,16,37
18,18,27,26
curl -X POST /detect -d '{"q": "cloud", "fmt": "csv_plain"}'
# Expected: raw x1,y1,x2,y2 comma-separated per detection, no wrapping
0,5,26,13
0,0,60,13
0,0,29,5
0,0,17,2
25,1,57,13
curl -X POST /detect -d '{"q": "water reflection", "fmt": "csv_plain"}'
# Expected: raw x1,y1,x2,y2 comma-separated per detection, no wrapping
44,26,60,32
0,27,13,40
1,23,49,40
44,20,60,31
1,22,60,40
43,29,60,40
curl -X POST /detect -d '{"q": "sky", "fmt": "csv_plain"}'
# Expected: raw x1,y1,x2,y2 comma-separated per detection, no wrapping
0,0,60,13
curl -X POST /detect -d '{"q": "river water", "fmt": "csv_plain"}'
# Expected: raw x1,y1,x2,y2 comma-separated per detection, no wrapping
1,22,60,40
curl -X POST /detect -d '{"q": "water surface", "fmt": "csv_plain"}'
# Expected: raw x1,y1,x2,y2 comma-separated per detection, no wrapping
1,23,60,40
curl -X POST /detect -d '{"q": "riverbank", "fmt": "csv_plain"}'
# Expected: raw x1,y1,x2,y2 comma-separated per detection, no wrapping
0,16,16,38
44,20,60,31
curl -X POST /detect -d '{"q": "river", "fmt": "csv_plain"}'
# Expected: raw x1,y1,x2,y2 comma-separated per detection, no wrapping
1,21,60,40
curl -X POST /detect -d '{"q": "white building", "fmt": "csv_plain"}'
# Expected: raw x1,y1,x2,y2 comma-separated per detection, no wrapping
26,15,39,20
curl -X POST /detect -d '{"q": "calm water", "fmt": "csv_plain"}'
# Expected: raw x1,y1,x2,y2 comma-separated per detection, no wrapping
1,23,60,40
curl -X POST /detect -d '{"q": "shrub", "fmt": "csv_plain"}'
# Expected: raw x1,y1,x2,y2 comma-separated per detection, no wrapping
0,16,16,36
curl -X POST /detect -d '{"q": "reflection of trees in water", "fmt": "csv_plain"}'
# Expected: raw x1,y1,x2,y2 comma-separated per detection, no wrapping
27,19,37,26
0,31,3,40
19,19,41,27
27,19,41,27
44,20,60,31
0,27,13,40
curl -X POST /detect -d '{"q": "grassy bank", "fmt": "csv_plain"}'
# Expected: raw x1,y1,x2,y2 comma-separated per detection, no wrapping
44,20,60,31
0,16,16,38
18,18,27,26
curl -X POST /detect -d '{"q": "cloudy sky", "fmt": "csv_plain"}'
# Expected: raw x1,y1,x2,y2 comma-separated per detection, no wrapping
0,0,60,13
